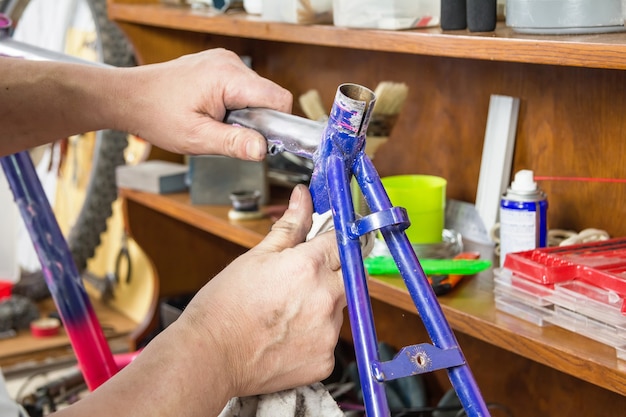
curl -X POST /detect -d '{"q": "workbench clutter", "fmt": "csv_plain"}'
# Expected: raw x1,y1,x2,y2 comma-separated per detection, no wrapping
442,0,626,34
261,0,333,24
363,172,492,297
169,0,626,34
441,0,497,32
262,0,441,29
505,0,625,34
185,0,334,23
0,294,40,339
185,0,441,29
381,175,447,245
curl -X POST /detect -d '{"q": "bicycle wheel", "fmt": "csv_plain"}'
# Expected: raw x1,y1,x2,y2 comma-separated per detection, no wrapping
3,0,136,296
66,0,136,272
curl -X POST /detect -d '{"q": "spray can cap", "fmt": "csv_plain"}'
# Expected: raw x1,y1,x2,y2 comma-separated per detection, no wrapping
510,169,537,192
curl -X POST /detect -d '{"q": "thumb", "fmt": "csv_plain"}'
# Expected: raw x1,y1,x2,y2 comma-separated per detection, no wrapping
254,185,314,253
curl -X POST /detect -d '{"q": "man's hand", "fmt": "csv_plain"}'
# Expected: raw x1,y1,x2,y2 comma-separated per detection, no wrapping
113,48,293,161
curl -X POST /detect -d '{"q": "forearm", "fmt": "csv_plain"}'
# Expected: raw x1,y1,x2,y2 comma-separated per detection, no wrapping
53,317,233,417
0,58,123,156
1,49,293,160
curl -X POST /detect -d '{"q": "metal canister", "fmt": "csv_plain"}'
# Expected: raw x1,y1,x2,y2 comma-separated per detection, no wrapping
499,170,548,266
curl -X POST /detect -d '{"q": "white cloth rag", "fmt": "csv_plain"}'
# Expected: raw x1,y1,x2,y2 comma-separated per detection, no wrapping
218,382,344,417
306,210,375,257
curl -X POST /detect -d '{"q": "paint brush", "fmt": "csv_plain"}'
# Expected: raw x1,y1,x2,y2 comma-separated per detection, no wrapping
363,81,409,159
373,81,409,116
298,89,328,122
367,81,409,138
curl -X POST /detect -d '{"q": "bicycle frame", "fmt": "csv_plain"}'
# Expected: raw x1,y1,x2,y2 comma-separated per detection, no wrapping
1,17,490,415
306,84,489,416
227,84,491,416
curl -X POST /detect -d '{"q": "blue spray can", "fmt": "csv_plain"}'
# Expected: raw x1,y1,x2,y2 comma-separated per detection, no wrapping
499,170,548,267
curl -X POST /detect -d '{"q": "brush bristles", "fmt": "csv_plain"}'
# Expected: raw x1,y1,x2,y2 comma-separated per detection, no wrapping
372,81,409,116
299,89,328,121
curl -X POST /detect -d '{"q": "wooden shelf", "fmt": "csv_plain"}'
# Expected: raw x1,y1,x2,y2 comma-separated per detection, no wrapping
119,188,626,397
108,2,626,70
118,188,275,249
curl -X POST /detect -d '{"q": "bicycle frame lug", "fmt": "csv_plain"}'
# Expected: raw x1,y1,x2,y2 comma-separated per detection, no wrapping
347,222,361,241
371,362,386,383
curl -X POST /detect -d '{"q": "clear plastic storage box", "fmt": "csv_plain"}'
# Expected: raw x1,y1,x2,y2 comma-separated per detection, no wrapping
333,0,439,29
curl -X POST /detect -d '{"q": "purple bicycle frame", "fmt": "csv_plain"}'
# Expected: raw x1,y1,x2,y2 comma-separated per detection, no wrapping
0,17,120,391
308,84,490,416
1,152,119,390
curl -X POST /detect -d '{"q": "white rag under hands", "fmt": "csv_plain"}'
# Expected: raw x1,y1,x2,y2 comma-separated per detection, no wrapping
218,383,344,417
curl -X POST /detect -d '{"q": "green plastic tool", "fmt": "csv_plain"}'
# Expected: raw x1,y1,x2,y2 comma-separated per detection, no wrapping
364,256,492,276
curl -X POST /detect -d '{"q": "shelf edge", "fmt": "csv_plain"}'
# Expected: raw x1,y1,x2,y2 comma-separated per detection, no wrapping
109,3,626,70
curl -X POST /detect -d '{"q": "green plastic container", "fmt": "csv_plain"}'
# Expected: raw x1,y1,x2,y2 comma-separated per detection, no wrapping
381,175,447,244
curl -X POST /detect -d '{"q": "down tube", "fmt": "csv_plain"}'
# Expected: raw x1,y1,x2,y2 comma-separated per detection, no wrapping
355,155,490,416
326,154,390,417
1,152,118,390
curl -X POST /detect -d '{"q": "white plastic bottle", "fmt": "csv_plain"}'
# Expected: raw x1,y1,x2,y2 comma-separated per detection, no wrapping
499,170,548,267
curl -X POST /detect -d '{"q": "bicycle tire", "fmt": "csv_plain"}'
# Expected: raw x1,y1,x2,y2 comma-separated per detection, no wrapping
66,0,136,272
3,0,135,297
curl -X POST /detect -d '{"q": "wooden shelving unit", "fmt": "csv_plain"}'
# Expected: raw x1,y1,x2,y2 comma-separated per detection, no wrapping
110,2,626,414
